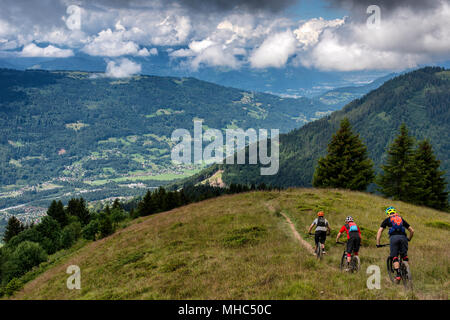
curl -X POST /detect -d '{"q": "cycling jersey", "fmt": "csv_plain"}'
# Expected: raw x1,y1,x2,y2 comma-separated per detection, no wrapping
339,222,361,239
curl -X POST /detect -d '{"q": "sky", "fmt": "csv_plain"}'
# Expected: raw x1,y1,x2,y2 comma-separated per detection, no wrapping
0,0,449,77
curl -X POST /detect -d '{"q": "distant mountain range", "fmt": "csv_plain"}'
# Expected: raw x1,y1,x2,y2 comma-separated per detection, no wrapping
177,67,450,189
0,51,390,97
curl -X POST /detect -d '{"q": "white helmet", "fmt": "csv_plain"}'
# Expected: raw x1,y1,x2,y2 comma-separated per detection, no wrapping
345,216,353,223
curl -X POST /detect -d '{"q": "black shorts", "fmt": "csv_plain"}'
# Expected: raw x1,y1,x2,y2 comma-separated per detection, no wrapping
389,234,408,258
346,237,361,254
315,231,327,245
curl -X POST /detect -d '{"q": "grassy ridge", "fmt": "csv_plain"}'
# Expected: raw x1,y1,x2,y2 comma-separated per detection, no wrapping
13,189,449,300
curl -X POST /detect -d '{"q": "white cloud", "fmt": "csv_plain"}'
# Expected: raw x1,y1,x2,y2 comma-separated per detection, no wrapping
105,58,141,78
170,37,239,69
82,28,150,57
20,43,74,57
189,39,215,53
191,45,239,70
293,17,344,47
0,1,448,73
249,30,297,68
298,4,450,71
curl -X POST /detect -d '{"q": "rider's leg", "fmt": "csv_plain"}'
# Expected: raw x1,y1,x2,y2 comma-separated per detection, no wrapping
346,238,354,263
399,236,409,262
390,236,401,271
321,232,327,252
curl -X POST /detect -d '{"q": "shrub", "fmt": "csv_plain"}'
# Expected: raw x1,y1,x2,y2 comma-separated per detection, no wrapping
61,222,82,249
2,241,47,283
4,278,23,296
82,219,99,241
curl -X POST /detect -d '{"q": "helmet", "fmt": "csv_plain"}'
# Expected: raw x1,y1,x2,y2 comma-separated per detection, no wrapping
317,211,324,217
385,206,397,216
345,216,353,223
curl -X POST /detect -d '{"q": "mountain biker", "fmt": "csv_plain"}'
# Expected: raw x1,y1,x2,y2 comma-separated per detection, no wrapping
336,216,362,269
376,206,414,283
308,211,331,255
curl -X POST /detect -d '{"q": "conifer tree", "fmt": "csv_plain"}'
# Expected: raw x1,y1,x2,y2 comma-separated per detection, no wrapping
377,124,419,201
3,216,24,243
413,140,448,210
66,198,91,226
98,206,113,239
137,190,157,216
313,118,374,190
47,200,67,227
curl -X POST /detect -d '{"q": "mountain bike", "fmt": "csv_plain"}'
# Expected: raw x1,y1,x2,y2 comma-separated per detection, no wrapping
336,241,360,273
308,233,324,260
377,244,413,289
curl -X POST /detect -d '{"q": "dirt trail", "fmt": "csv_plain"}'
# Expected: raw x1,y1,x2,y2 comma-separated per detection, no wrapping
265,203,315,255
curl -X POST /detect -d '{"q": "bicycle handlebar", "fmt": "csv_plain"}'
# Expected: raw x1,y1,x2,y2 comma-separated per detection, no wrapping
335,241,345,245
376,244,389,248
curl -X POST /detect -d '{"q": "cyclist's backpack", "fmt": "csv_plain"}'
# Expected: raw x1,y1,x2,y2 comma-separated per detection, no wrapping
348,222,358,232
317,216,326,227
388,215,405,235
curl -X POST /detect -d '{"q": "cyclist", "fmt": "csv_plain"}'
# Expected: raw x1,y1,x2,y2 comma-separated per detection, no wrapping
308,211,331,255
376,206,414,283
336,216,361,270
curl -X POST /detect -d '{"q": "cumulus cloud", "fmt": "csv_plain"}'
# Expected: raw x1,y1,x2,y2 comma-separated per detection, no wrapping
82,28,151,57
170,38,239,69
105,58,141,78
298,2,450,71
293,17,344,47
20,43,74,57
249,30,297,68
0,0,448,73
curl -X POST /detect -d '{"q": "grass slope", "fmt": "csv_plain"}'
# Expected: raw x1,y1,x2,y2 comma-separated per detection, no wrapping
13,189,449,300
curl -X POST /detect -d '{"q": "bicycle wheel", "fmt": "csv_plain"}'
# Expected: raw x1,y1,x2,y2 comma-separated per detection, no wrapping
386,257,395,283
316,244,323,260
340,252,347,271
401,261,413,290
351,256,360,273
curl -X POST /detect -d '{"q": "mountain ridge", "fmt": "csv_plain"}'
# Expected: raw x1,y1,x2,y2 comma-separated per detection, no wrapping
178,67,450,189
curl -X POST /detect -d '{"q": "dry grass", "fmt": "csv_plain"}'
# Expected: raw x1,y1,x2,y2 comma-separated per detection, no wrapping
12,189,450,300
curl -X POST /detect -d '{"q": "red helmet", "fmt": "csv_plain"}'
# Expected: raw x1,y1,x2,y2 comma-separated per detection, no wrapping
317,211,324,217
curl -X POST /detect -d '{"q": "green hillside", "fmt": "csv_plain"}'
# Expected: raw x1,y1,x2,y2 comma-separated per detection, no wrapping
0,68,330,211
185,67,449,189
11,189,449,300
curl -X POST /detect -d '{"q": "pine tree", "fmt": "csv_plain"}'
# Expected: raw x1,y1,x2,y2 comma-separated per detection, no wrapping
66,198,91,226
377,124,419,201
98,207,113,239
112,199,121,210
47,200,67,227
313,118,374,191
413,140,449,210
137,190,157,216
3,216,24,243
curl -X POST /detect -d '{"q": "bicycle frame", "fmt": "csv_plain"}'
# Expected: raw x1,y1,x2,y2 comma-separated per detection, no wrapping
336,241,360,272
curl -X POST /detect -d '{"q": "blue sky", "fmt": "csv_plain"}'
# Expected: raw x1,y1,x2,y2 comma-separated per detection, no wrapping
286,0,348,20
